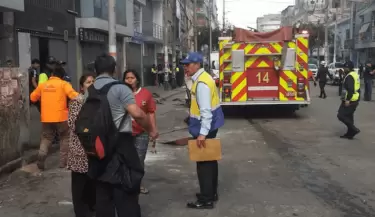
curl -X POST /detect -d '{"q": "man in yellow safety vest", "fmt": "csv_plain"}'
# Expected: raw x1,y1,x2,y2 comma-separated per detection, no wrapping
337,60,360,139
181,52,224,209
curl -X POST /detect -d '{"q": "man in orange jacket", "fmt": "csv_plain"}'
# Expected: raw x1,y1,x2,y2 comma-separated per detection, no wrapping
30,67,79,170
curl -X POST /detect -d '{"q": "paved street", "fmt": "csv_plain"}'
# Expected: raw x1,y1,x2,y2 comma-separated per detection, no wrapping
1,84,375,217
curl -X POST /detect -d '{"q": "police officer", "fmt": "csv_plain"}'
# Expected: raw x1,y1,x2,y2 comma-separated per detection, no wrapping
315,61,330,98
337,60,360,139
181,52,225,209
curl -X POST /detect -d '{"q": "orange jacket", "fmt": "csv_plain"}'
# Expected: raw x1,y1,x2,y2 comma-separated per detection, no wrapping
30,76,79,123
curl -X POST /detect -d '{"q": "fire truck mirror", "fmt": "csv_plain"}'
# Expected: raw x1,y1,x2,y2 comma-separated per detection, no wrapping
232,50,245,72
282,48,296,70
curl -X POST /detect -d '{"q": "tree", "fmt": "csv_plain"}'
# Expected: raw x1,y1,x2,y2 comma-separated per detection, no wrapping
300,22,326,50
197,27,221,51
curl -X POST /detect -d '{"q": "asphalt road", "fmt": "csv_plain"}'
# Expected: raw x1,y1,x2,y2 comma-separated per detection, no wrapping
1,84,375,217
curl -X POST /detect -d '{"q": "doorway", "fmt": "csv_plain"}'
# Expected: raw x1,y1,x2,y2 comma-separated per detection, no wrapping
39,37,49,71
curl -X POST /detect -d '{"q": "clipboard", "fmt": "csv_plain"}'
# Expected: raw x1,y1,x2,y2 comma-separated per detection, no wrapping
188,139,222,162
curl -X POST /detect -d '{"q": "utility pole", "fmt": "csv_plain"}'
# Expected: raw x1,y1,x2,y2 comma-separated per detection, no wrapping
324,0,329,63
163,0,169,77
317,20,320,61
193,0,198,51
209,0,213,71
349,0,355,63
172,0,177,88
222,0,225,34
108,0,117,61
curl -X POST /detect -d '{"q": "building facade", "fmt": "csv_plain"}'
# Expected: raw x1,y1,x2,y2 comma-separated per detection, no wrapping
353,0,375,65
281,5,294,26
256,14,281,32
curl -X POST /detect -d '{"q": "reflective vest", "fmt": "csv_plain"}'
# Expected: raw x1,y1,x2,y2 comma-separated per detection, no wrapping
38,72,49,84
151,68,156,74
189,71,224,137
343,71,360,101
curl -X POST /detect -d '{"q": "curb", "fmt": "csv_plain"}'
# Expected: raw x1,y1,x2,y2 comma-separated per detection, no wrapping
0,145,59,177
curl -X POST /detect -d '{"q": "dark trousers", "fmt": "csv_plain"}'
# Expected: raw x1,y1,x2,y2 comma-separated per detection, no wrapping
319,82,326,98
71,171,96,217
338,83,343,96
196,130,219,202
364,79,373,101
96,181,140,217
337,101,359,134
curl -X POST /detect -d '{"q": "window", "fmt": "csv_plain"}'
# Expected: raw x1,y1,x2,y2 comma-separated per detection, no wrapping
360,15,364,24
346,29,350,39
92,0,126,26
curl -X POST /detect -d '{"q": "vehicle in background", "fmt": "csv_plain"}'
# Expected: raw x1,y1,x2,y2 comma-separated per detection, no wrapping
210,51,220,86
308,64,318,79
328,62,345,85
218,27,311,112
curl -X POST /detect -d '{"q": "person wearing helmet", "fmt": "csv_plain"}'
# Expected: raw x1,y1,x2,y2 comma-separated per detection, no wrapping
39,56,57,84
337,60,360,139
315,61,330,98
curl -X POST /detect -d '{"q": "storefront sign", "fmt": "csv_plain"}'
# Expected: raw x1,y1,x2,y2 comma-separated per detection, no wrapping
79,28,108,44
131,31,144,44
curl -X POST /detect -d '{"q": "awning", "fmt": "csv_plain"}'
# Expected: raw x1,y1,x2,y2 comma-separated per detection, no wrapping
359,23,370,34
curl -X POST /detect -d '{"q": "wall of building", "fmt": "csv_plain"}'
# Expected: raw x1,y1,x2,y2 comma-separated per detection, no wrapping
0,31,30,166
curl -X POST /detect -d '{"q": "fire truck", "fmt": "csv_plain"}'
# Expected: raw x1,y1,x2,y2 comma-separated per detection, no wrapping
218,27,310,111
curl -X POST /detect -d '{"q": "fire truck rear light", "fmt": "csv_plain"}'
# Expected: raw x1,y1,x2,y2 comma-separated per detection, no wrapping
223,73,231,84
297,77,306,98
222,87,231,101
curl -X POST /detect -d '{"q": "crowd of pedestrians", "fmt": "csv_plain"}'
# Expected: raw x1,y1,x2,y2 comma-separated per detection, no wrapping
29,51,224,217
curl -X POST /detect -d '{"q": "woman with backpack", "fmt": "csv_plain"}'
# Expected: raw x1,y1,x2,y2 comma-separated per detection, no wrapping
67,74,96,217
123,69,157,194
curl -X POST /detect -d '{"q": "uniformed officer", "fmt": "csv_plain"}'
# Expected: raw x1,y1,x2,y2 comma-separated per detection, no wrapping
181,52,225,209
337,60,360,139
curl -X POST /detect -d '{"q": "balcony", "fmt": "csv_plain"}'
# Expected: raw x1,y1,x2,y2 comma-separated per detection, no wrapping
354,21,375,49
0,0,24,11
143,22,163,44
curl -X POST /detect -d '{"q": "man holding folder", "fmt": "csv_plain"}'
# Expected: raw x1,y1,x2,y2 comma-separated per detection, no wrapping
181,52,225,209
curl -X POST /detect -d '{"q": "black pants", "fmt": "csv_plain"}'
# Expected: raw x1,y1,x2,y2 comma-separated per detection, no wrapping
364,79,373,101
319,82,326,98
337,101,359,134
96,181,140,217
196,130,219,202
71,171,96,217
338,83,343,96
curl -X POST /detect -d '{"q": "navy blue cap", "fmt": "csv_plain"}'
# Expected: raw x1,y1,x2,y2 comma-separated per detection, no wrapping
344,60,354,69
180,52,203,64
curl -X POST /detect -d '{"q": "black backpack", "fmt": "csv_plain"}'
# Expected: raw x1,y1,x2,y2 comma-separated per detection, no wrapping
75,80,125,160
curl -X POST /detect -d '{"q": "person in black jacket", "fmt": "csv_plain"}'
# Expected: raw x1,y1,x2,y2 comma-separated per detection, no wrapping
315,61,331,98
363,61,374,101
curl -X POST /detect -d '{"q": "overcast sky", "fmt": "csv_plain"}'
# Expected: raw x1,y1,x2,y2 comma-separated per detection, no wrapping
217,0,295,29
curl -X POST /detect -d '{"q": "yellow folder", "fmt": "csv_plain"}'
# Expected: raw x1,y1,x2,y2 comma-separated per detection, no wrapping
188,139,222,162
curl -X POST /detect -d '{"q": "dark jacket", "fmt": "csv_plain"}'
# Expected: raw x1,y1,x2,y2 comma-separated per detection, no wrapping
316,65,330,83
363,65,374,80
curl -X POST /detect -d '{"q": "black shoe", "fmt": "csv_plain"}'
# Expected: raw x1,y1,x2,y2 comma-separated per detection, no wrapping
347,129,360,140
187,200,214,209
36,155,46,170
196,193,219,202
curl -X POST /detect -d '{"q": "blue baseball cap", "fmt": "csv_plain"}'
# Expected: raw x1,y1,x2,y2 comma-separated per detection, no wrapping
180,52,203,64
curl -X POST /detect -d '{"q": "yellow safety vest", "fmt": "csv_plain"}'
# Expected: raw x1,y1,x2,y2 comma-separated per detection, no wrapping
176,67,180,72
189,71,224,137
344,71,360,101
151,68,156,74
38,72,49,84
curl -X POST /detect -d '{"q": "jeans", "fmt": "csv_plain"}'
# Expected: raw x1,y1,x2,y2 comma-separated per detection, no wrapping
195,130,219,202
134,132,149,169
364,79,373,101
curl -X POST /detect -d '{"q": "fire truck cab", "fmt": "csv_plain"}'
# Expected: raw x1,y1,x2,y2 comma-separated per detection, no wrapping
218,27,310,111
